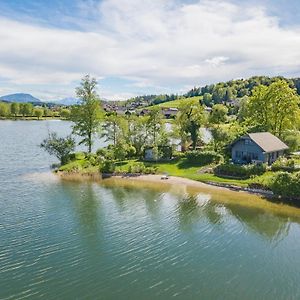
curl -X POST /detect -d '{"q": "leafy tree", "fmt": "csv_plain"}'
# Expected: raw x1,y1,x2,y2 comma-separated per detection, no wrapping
210,122,247,154
209,104,228,124
202,93,212,106
34,108,43,120
212,87,226,103
20,103,33,117
146,106,165,145
10,102,19,118
283,132,300,152
245,80,300,137
224,88,233,102
176,100,205,150
210,126,232,153
40,132,75,165
43,108,53,117
126,115,148,156
102,113,127,146
70,75,103,153
0,102,10,117
60,108,71,119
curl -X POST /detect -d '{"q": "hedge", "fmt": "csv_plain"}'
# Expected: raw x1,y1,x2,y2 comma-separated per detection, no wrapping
214,163,267,178
270,172,300,199
271,157,297,172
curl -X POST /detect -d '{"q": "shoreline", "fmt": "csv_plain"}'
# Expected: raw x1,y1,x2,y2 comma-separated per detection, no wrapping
55,170,300,218
57,170,272,198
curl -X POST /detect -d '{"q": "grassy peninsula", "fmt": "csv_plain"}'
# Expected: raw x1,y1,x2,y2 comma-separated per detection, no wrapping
41,75,300,203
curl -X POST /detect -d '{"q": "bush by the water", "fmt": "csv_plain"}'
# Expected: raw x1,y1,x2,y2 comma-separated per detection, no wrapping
126,163,157,174
115,162,157,174
214,163,266,178
185,150,223,166
270,172,300,199
99,160,115,174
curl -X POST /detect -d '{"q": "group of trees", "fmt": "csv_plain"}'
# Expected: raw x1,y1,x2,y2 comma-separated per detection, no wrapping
186,76,300,106
41,74,300,166
123,76,300,110
0,101,71,119
0,102,35,118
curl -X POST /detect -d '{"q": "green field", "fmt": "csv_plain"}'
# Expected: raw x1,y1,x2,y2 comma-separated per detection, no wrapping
59,154,279,189
146,96,202,109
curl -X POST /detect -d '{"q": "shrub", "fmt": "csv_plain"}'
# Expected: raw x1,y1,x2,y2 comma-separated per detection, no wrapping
271,157,296,172
96,147,114,160
40,132,75,165
127,145,136,158
173,151,186,159
99,160,115,174
214,163,266,178
186,150,223,166
86,153,98,166
116,162,158,175
270,172,300,199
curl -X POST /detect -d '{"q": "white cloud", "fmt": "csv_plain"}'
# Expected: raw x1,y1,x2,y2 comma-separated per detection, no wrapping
0,0,300,100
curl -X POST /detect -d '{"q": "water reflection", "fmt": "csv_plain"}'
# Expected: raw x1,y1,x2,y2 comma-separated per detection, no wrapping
61,182,103,250
226,204,290,242
176,194,225,231
173,190,291,242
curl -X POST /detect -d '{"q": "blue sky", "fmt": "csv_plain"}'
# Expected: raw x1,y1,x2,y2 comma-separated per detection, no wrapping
0,0,299,101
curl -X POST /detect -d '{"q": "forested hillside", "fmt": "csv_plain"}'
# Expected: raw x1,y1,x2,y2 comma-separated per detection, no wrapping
125,76,300,108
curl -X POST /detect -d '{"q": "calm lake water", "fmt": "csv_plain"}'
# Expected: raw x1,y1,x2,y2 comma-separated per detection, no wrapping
1,120,300,299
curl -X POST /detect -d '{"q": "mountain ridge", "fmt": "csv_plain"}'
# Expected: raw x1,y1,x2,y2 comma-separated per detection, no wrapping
0,93,42,103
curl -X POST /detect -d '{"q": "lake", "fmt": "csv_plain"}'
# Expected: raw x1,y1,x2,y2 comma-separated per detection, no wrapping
1,120,300,299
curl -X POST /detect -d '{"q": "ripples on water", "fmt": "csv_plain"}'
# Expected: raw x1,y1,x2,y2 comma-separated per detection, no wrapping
1,121,300,300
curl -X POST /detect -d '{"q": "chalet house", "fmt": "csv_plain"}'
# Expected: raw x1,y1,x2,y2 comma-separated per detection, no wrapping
231,132,289,165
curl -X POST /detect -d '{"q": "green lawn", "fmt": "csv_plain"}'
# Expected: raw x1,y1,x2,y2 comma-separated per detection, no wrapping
144,159,251,187
59,155,278,189
146,96,202,109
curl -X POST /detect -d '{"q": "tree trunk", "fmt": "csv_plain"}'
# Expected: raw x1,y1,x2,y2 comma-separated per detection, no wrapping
88,132,92,153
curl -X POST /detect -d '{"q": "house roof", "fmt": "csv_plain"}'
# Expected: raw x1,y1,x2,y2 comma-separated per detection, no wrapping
247,132,289,153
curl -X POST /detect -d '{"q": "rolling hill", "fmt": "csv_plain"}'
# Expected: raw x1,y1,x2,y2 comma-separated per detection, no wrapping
0,93,42,103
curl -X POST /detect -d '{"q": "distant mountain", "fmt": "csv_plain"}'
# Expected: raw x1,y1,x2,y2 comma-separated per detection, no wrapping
54,97,79,106
0,93,42,103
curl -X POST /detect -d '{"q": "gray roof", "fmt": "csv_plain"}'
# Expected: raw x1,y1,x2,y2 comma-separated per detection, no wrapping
247,132,289,153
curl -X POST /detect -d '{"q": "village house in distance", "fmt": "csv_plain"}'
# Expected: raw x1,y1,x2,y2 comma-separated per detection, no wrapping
231,132,289,164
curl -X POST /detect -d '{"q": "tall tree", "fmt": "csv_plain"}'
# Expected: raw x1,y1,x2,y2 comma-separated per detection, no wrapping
34,108,43,120
70,75,103,153
126,115,148,156
0,102,9,117
20,103,33,117
176,100,205,150
146,106,164,145
209,104,228,124
246,80,300,137
102,113,127,146
10,102,19,118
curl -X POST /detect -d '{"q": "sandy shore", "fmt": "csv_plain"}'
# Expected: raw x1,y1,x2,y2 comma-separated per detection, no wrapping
120,174,228,190
56,171,300,218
